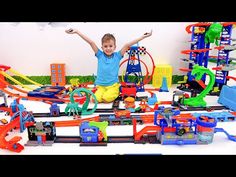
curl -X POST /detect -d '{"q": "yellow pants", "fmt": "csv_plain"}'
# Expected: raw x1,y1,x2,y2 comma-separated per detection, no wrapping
95,83,120,103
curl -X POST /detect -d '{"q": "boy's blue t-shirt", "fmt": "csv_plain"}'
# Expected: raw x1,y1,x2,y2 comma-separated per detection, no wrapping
95,49,123,86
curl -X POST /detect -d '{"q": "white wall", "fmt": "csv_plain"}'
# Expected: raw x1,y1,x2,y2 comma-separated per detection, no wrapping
0,22,235,76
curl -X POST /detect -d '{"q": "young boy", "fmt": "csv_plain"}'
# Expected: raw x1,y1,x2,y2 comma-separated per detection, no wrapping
65,28,152,103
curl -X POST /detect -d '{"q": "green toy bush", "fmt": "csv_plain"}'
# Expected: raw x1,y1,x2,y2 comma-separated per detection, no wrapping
6,75,184,85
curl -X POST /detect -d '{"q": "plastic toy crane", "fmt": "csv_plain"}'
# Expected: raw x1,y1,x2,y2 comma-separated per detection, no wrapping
182,65,215,107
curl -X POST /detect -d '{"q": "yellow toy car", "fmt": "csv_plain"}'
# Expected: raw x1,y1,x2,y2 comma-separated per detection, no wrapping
0,118,8,125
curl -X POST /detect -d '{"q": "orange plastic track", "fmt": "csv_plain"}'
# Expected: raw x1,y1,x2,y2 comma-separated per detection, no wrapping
231,112,236,116
185,22,212,34
212,67,222,71
140,114,155,124
133,118,177,141
0,107,13,117
0,65,11,71
227,76,236,81
0,77,28,93
185,22,236,34
0,75,91,105
159,101,173,105
221,22,236,27
54,116,100,127
181,48,211,55
133,118,161,141
134,126,161,141
0,117,24,153
179,68,192,72
196,80,206,89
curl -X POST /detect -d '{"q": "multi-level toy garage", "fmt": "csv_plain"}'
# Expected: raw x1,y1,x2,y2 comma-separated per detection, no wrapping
0,22,236,154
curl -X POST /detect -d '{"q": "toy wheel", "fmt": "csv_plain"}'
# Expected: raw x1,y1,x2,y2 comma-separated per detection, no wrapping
177,128,186,136
206,107,213,112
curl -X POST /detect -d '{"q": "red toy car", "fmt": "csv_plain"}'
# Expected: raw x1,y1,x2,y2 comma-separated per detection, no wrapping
120,82,137,100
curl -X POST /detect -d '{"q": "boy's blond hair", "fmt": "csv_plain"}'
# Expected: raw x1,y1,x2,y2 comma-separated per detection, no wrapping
102,33,116,44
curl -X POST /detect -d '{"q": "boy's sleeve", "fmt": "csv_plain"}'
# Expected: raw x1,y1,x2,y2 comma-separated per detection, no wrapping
95,49,103,59
117,50,123,60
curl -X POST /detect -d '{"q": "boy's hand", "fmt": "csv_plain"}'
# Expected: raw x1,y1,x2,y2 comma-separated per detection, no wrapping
143,30,152,38
65,28,77,34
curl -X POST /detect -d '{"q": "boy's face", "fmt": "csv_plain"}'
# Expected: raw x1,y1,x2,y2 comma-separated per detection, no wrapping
101,39,116,56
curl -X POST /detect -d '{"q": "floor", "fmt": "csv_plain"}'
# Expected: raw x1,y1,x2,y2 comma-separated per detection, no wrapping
1,81,236,155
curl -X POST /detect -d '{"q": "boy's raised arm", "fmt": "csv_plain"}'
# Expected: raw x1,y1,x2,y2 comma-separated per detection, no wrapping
120,30,152,56
65,28,99,53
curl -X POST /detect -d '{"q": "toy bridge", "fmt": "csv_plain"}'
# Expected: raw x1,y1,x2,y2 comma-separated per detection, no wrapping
0,103,35,152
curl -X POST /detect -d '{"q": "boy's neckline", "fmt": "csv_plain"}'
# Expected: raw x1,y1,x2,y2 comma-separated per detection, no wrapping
104,53,114,58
